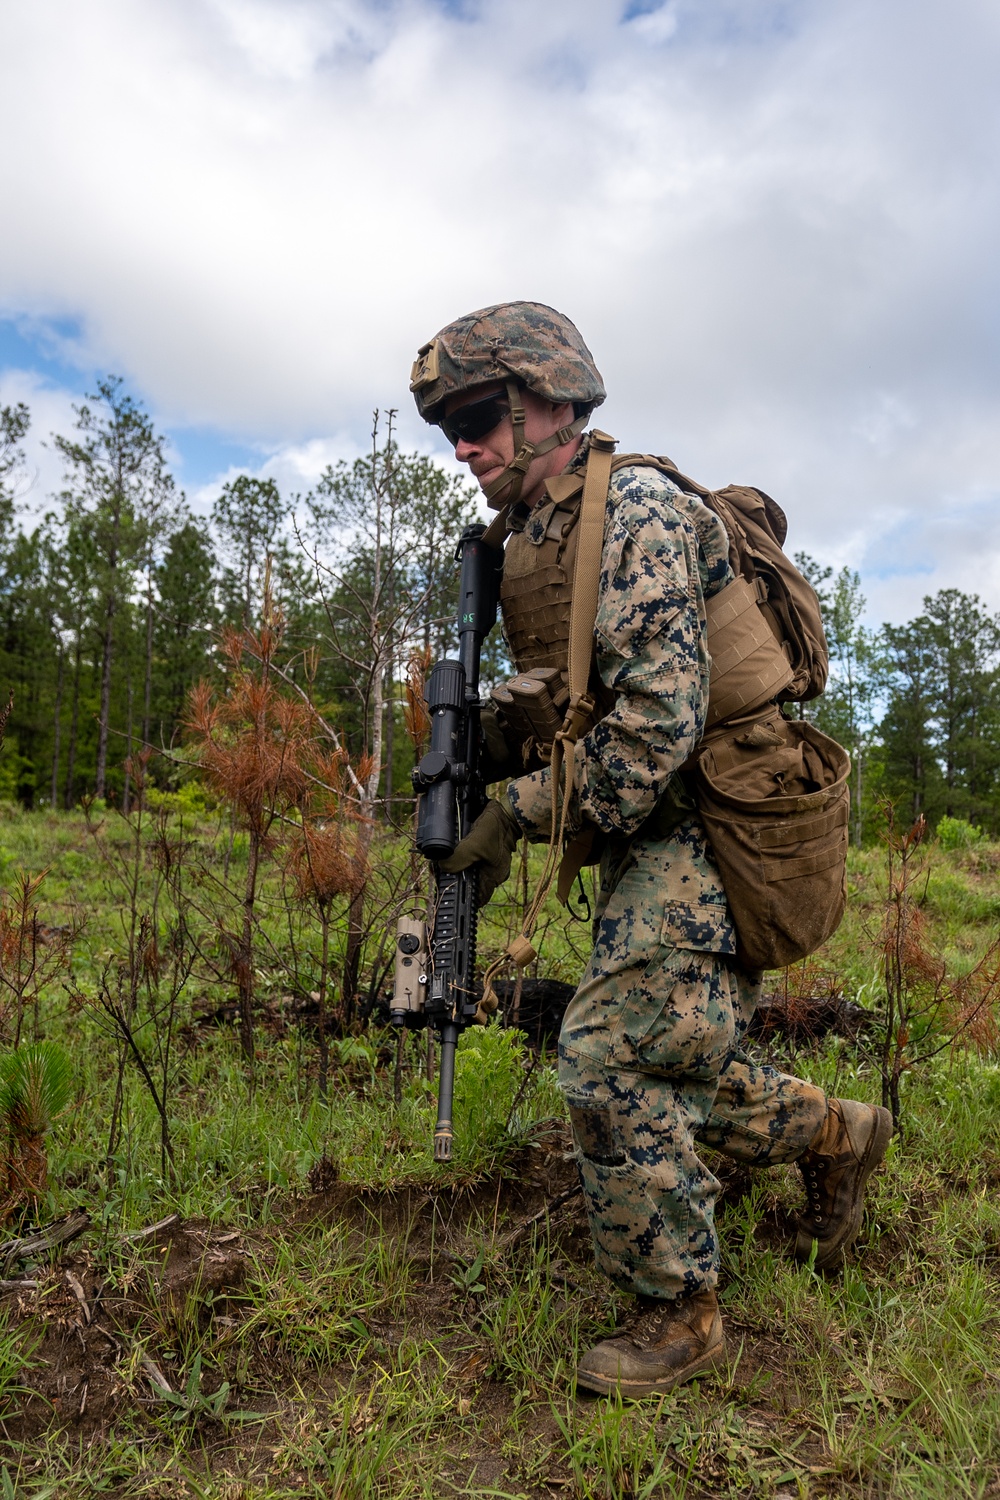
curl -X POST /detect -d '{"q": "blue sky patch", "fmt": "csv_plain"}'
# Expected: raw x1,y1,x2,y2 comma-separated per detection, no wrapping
0,314,95,390
167,428,263,495
622,0,667,18
0,314,264,496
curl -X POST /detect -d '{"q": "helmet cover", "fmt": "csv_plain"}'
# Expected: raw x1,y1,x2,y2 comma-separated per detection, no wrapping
410,301,606,424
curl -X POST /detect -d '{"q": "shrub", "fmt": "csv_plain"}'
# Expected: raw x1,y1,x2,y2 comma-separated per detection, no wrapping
937,816,984,851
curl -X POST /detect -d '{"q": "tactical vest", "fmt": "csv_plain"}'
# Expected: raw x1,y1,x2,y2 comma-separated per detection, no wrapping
501,482,616,667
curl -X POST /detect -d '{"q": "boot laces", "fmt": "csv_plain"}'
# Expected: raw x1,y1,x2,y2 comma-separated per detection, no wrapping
618,1299,669,1347
802,1146,855,1224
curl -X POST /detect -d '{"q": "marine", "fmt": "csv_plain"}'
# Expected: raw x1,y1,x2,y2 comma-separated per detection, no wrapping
410,302,892,1396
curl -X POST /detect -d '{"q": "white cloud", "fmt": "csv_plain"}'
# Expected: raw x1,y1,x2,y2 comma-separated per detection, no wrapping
1,0,998,622
626,5,679,46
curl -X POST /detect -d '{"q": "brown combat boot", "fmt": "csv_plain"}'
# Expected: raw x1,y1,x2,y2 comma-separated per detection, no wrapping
794,1097,893,1271
575,1290,726,1397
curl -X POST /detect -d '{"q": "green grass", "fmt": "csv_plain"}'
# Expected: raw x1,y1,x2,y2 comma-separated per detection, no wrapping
0,804,998,1495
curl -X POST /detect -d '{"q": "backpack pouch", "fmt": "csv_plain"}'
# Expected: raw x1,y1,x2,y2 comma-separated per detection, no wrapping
692,716,850,970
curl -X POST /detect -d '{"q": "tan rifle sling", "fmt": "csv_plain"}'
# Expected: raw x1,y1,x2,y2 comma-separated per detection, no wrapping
479,432,616,1009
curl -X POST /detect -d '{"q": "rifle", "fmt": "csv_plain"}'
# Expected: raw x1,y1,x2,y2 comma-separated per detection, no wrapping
391,522,503,1161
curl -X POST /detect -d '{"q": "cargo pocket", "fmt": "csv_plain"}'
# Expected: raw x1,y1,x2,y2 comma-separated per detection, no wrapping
607,944,735,1082
567,1100,626,1168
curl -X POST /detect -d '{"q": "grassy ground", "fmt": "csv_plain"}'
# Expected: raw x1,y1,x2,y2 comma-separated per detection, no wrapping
0,805,997,1497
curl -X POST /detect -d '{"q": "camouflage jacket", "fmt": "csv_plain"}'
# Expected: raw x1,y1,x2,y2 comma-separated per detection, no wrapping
506,454,738,950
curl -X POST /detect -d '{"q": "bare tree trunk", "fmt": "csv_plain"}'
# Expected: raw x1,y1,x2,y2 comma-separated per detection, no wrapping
342,740,380,1027
370,655,385,810
339,430,387,1018
243,530,253,628
95,598,115,799
341,817,373,1028
142,570,154,749
341,652,384,1020
122,673,134,814
317,903,330,1098
50,645,65,808
239,832,260,1076
64,636,83,809
384,660,394,807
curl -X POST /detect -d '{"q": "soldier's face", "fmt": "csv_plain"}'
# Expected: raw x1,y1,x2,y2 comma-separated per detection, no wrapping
443,383,579,507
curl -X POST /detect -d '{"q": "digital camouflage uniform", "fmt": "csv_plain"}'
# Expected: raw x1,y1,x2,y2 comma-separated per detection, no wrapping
505,453,828,1301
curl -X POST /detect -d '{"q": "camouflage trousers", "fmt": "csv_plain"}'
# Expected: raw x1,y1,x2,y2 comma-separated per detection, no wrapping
557,842,828,1301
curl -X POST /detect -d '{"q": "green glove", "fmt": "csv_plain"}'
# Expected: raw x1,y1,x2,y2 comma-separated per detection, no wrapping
437,792,521,904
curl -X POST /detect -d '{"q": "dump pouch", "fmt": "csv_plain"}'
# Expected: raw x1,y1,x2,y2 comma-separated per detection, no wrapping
506,666,569,743
692,713,850,970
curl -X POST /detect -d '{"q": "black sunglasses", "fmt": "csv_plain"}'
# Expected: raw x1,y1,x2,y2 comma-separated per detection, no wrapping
440,391,510,448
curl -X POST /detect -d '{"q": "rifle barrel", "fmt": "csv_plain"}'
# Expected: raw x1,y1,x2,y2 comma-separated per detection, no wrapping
433,1022,459,1161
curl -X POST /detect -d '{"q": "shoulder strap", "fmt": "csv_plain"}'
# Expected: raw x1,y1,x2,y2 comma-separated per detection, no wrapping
480,502,512,550
565,431,617,730
551,432,616,905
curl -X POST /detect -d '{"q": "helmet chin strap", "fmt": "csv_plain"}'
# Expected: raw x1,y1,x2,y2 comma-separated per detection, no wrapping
482,380,588,510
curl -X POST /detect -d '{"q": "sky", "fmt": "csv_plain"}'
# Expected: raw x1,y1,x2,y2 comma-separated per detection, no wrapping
1,0,998,625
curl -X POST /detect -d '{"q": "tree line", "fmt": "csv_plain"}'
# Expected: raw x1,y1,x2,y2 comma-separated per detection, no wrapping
1,376,998,836
797,556,1000,839
0,381,478,810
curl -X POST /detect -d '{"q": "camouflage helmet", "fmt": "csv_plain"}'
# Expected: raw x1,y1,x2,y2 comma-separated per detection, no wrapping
409,301,606,425
410,302,605,508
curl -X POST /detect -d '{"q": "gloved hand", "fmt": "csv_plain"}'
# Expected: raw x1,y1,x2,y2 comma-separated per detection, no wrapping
437,792,521,904
479,702,516,784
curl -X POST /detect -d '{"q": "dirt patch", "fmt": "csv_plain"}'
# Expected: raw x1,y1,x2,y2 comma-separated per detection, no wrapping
299,1121,582,1246
0,1133,586,1452
2,1218,254,1448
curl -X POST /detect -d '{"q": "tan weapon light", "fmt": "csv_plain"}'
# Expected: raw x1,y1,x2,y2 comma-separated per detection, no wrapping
391,916,428,1024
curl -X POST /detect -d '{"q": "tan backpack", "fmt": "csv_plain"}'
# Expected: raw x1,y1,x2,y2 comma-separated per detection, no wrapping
603,445,851,970
486,436,850,980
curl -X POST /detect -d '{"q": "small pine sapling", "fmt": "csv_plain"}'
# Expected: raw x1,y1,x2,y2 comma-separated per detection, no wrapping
0,1041,73,1218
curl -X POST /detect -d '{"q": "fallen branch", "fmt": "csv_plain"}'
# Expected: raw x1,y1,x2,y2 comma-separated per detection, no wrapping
0,1208,91,1276
120,1213,180,1243
500,1184,583,1251
65,1269,91,1323
138,1350,172,1395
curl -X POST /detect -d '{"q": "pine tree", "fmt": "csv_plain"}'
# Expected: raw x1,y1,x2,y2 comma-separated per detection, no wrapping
882,616,948,824
212,476,286,629
0,529,57,806
0,403,30,537
923,590,1000,824
54,378,175,799
154,520,219,744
